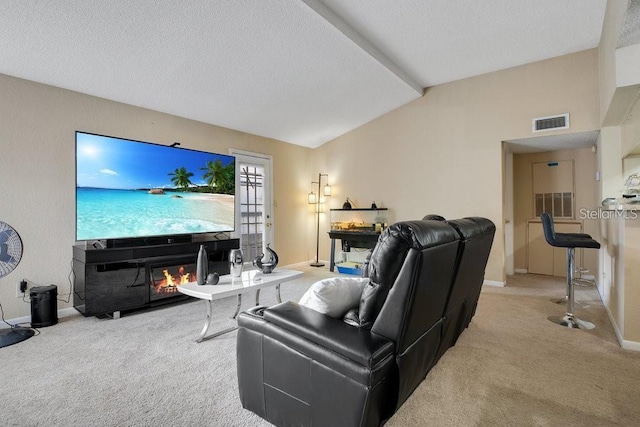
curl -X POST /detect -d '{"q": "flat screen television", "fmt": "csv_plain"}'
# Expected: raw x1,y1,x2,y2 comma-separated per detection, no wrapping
75,131,235,245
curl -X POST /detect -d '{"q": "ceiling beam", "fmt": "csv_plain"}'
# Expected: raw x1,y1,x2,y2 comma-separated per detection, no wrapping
301,0,424,96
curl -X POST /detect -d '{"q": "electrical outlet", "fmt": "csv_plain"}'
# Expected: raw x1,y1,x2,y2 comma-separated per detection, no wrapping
15,280,28,298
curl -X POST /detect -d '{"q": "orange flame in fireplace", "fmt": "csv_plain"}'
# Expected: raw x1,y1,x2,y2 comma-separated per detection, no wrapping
162,266,191,286
154,266,194,295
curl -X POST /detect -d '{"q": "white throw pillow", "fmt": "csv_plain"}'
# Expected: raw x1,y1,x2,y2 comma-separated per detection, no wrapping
298,277,369,318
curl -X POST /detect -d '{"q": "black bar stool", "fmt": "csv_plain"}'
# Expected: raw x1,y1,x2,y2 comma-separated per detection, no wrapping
544,218,593,307
540,213,600,330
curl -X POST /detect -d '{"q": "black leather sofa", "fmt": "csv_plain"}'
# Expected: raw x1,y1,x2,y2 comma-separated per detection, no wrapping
236,217,495,426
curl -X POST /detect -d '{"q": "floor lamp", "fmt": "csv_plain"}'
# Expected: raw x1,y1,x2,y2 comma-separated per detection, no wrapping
308,173,331,267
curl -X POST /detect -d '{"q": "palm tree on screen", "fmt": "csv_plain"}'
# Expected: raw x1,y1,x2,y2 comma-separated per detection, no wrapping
221,160,235,194
201,160,225,192
202,159,235,194
168,167,194,190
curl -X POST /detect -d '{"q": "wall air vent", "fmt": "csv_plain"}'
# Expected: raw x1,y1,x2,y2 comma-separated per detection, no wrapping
532,113,569,133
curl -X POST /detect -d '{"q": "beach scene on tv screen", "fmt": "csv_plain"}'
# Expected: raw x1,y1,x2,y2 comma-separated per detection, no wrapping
76,133,235,241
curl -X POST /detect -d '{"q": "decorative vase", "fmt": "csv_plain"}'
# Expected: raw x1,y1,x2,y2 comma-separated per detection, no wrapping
343,199,352,209
229,249,244,278
196,245,208,285
253,244,279,274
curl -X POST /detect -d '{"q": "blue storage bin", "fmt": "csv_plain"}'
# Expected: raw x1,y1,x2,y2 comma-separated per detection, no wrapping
336,262,362,276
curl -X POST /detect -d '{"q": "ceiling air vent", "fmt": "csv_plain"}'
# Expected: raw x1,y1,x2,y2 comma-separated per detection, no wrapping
532,113,569,133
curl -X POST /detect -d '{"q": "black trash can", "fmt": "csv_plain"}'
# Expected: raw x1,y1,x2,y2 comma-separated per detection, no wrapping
30,285,58,328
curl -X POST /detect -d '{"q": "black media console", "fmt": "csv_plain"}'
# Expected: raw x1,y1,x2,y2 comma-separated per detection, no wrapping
72,238,239,317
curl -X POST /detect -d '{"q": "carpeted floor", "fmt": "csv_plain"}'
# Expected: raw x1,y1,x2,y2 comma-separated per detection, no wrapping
1,267,639,426
388,274,640,426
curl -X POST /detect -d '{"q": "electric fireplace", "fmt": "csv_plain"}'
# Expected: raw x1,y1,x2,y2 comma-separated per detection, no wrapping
148,261,198,301
72,238,238,318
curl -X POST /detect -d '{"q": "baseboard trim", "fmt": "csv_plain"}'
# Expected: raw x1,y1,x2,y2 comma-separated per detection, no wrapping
284,261,318,269
285,260,333,269
5,307,79,326
598,290,640,352
514,268,528,274
622,339,640,351
605,304,625,347
484,279,505,287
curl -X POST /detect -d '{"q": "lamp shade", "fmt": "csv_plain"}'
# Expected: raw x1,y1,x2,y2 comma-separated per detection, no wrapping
308,191,316,204
324,184,331,197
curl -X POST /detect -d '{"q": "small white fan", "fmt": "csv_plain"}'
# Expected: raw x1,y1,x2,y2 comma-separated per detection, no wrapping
0,221,23,278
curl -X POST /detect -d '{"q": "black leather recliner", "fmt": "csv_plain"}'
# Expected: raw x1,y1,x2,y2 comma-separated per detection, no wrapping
236,217,495,426
435,217,496,363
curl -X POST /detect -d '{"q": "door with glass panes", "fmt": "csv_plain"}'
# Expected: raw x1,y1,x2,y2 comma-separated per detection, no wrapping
231,150,273,265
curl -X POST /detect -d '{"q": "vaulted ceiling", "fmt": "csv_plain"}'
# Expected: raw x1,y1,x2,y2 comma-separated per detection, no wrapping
0,1,607,148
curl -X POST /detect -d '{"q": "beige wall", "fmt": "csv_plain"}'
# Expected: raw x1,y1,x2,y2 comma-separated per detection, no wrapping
597,0,640,348
621,97,640,156
598,127,624,201
0,73,311,319
623,219,640,342
311,49,601,284
0,49,603,318
597,107,640,347
599,0,628,124
600,213,640,345
512,148,598,273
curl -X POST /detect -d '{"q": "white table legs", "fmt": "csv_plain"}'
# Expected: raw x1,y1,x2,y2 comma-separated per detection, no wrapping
195,299,238,343
253,284,282,308
231,294,242,319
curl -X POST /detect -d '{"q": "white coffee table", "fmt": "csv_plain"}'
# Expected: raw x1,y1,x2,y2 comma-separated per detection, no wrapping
177,268,303,342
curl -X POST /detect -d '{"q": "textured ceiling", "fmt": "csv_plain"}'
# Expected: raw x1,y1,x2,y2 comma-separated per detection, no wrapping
618,0,640,48
0,1,607,148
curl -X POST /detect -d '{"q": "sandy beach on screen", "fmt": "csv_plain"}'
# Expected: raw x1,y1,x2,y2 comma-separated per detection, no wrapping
185,192,235,208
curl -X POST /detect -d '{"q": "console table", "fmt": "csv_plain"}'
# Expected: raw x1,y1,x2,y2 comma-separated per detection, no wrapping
178,268,303,342
327,231,380,272
328,208,388,272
